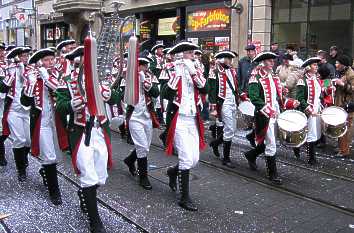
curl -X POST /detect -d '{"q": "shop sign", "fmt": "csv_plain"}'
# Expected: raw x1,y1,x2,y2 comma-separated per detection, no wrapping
215,37,230,50
46,27,62,41
158,17,178,36
15,12,28,24
140,20,151,40
187,8,230,32
122,19,134,37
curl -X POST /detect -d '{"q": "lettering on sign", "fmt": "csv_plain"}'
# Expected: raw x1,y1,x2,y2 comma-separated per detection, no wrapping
187,8,230,32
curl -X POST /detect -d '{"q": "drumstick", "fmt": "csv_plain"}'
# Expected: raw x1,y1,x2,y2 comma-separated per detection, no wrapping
277,117,297,124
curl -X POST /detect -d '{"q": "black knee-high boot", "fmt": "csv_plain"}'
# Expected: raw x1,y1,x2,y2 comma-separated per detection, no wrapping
137,157,152,190
0,136,7,166
307,142,316,165
13,147,26,182
178,169,197,211
244,143,265,171
81,185,106,233
44,163,62,205
246,130,256,148
167,164,178,191
265,156,282,185
23,146,30,168
222,141,235,168
293,147,300,159
209,135,223,157
123,150,137,176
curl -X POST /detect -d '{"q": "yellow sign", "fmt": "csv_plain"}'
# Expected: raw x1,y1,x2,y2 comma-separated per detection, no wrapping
158,17,178,36
187,8,230,32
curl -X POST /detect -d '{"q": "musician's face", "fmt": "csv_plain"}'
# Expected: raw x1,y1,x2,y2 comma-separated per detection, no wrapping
42,55,55,68
183,50,194,60
19,53,29,64
224,57,232,66
139,63,148,72
0,49,4,60
156,48,163,56
263,59,274,69
310,63,318,73
66,43,76,53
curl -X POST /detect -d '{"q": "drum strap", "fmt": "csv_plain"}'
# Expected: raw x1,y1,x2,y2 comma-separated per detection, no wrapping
225,76,238,98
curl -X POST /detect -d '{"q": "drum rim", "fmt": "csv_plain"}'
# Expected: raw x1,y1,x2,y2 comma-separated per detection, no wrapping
278,109,308,130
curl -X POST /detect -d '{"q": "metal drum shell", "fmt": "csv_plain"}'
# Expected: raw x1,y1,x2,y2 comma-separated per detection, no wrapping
321,106,348,139
277,110,308,148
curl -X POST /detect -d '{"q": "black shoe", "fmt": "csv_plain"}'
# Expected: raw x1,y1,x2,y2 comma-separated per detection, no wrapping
81,186,107,233
246,131,256,148
137,157,152,190
13,148,27,182
265,156,282,185
178,170,197,211
209,136,223,158
293,147,300,159
167,165,178,191
307,142,317,165
126,132,134,145
44,164,62,206
123,150,137,176
222,141,235,168
244,150,258,171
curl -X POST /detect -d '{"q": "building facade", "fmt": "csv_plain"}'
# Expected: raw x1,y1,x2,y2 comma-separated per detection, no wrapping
0,0,35,46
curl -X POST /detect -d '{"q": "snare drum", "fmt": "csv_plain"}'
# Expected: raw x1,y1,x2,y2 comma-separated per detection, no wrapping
277,110,308,147
321,106,348,139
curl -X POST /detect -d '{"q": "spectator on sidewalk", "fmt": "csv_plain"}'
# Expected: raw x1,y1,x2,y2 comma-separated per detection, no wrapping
317,50,336,79
328,46,340,67
270,42,283,71
334,55,354,157
237,44,257,96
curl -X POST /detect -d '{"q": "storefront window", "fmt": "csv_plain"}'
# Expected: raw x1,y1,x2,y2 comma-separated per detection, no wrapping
272,0,354,58
273,0,290,23
290,0,308,22
41,22,69,48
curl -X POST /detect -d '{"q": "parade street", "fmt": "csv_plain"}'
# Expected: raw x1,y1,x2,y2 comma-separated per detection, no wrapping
1,129,354,233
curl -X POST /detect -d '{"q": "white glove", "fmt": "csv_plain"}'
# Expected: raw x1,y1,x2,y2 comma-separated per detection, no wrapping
100,85,111,102
70,96,85,112
184,59,197,75
110,116,124,130
38,67,49,81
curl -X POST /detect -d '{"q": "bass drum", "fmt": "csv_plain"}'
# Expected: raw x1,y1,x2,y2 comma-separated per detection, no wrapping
321,106,348,139
277,110,308,147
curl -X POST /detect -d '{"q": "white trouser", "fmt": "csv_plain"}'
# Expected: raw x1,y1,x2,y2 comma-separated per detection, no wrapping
0,99,4,133
174,115,199,170
39,124,60,165
8,111,30,148
221,104,237,141
129,116,153,158
265,118,277,157
76,127,108,188
307,115,321,142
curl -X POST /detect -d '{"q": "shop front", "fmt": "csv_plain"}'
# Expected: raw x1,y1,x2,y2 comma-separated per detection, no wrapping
40,22,69,48
185,2,231,53
272,0,354,58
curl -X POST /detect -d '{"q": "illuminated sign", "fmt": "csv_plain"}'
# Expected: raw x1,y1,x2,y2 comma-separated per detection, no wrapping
140,20,151,40
187,8,230,32
158,17,178,36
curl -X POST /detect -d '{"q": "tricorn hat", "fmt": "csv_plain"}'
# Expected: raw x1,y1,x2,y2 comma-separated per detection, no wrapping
65,46,84,61
56,39,76,51
301,57,321,68
28,48,55,64
252,51,278,63
168,41,199,55
215,50,237,59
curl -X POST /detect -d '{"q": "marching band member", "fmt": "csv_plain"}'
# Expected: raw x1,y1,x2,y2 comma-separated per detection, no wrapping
123,55,160,190
150,43,165,125
55,46,122,233
55,39,77,79
21,48,62,205
244,52,299,185
162,41,208,211
209,51,246,168
0,43,7,166
0,47,32,181
296,57,335,164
